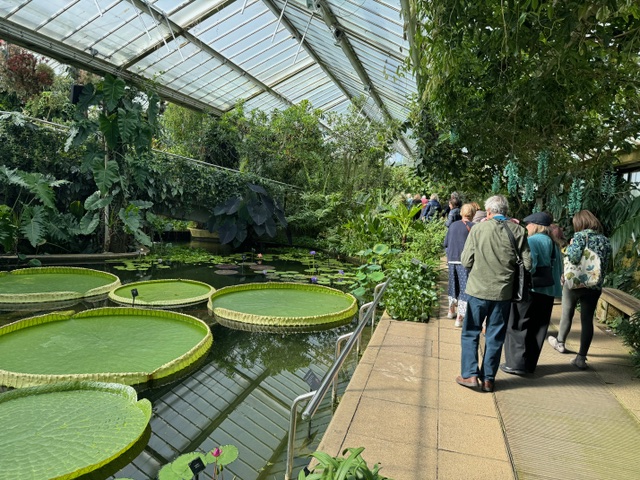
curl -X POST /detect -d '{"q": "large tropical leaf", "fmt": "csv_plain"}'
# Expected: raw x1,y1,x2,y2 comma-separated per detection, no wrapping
235,224,247,244
102,74,126,112
22,172,68,209
147,92,160,127
247,201,268,225
0,165,28,188
69,118,99,148
85,191,113,211
118,205,142,232
116,204,151,246
247,183,268,194
46,212,74,243
274,203,288,227
77,212,100,235
117,107,139,144
263,216,277,238
19,205,47,247
76,83,97,112
92,160,120,195
99,113,120,150
610,213,640,261
0,205,17,253
217,219,238,244
214,197,242,215
81,142,105,172
132,228,152,247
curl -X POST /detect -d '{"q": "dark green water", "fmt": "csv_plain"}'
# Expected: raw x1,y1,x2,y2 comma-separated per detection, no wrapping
0,244,368,480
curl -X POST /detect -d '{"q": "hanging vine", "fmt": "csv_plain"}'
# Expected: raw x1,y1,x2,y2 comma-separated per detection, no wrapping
567,179,584,216
491,172,501,194
504,157,519,195
536,150,549,184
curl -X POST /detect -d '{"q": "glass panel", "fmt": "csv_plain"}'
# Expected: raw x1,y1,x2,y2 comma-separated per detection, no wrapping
243,92,290,114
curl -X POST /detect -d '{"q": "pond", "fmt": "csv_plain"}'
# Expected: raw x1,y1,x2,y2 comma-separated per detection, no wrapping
0,243,370,479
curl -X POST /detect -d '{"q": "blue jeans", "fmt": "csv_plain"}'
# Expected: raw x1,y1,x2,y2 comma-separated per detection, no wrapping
461,296,511,381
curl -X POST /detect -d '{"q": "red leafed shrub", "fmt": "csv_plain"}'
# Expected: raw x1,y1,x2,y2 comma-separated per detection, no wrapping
2,49,54,100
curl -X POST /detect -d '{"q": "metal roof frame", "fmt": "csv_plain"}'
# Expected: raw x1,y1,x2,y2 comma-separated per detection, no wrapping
0,0,416,159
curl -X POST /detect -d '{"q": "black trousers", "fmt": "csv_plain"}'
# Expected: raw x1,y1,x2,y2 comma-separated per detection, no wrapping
504,292,555,373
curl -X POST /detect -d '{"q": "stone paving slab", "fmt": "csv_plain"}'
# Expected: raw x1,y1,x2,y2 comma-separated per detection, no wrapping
315,275,640,480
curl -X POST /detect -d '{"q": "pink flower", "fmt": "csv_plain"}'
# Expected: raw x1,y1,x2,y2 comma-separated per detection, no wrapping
257,253,263,258
212,447,222,458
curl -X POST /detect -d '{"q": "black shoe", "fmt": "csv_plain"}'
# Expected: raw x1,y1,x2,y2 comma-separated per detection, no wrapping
499,363,526,375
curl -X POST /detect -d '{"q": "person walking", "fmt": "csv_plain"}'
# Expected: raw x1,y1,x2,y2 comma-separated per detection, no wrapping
548,210,611,369
420,193,442,222
501,212,563,375
445,196,462,227
443,203,477,327
456,195,531,392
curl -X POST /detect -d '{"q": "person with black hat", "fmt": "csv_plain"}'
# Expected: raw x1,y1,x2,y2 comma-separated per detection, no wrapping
500,211,563,375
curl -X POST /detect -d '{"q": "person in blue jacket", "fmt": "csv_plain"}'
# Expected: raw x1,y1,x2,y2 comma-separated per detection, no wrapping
443,203,477,327
501,212,563,375
420,193,442,222
445,196,462,227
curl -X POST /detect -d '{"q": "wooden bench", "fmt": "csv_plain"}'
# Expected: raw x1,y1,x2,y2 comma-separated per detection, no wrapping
597,287,640,322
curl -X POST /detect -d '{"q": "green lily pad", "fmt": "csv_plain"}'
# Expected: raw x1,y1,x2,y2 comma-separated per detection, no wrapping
158,452,205,480
204,445,239,467
0,382,151,480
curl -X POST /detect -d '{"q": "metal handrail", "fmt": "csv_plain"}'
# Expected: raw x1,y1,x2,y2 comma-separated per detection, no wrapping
283,279,389,480
284,391,316,480
332,332,354,403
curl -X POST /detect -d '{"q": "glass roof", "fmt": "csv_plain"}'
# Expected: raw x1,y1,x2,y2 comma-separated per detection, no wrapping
0,0,416,158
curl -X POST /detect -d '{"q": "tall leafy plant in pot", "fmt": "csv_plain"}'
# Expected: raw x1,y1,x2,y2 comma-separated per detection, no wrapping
65,74,159,252
208,183,287,247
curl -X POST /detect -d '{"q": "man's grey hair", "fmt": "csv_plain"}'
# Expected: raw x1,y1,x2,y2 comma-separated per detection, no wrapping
485,195,509,215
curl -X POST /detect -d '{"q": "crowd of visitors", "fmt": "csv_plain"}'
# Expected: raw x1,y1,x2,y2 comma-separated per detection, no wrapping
400,190,614,393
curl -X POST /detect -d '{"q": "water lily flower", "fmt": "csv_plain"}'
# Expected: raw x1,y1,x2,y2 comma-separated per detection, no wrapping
310,276,318,283
309,251,316,255
212,447,222,457
338,270,344,275
257,253,263,259
263,270,268,275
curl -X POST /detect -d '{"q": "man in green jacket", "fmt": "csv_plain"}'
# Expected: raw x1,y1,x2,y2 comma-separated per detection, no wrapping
456,195,531,392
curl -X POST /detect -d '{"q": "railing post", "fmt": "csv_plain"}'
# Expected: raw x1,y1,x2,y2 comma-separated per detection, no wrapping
284,391,316,480
357,302,372,355
333,333,353,403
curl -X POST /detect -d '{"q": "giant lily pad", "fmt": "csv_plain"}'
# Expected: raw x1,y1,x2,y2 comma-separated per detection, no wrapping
0,382,151,479
108,279,214,308
0,307,212,389
208,282,357,333
0,267,120,305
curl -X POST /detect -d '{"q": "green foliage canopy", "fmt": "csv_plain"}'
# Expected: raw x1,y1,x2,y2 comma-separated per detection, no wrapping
409,0,640,183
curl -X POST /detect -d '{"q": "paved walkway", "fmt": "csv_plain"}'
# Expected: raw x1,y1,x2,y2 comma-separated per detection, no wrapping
316,279,640,479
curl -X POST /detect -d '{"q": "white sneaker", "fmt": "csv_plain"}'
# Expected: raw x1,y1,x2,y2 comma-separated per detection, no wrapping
454,317,463,328
548,336,566,353
447,306,456,319
571,354,587,370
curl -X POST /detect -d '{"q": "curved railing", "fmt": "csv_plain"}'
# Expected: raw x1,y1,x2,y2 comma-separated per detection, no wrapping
284,279,389,480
